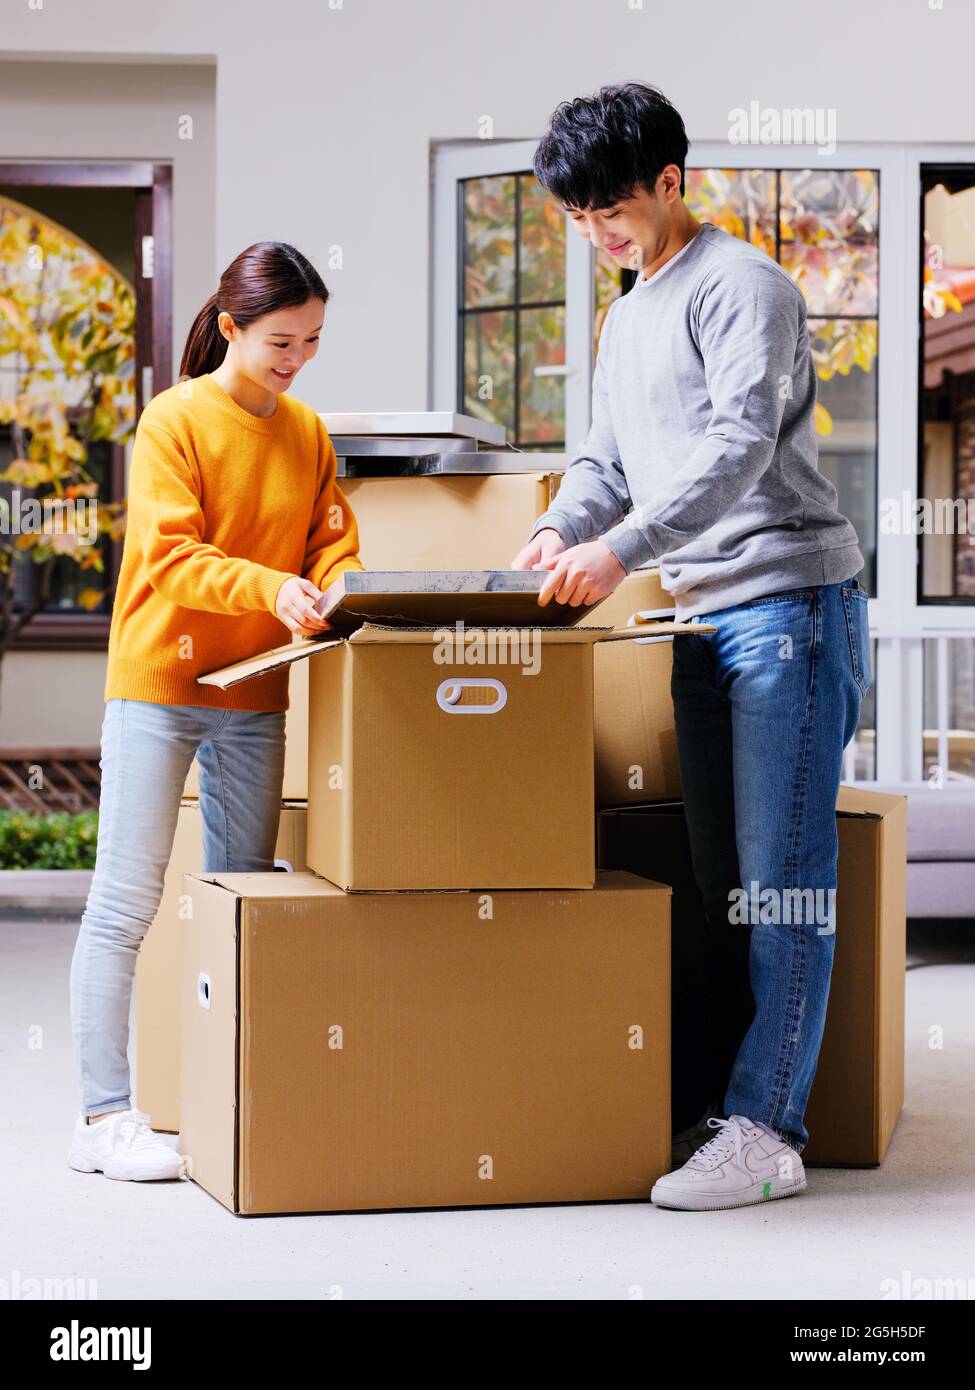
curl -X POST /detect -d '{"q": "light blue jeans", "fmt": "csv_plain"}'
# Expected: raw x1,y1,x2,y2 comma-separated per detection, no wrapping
69,698,286,1118
671,578,872,1154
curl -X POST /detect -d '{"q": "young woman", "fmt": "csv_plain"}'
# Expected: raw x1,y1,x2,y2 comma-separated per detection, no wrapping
68,241,363,1181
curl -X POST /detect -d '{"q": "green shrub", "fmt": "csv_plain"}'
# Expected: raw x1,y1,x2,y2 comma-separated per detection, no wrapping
0,811,99,870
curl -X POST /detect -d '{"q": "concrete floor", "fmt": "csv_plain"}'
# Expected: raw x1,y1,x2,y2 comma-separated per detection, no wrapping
2,912,973,1301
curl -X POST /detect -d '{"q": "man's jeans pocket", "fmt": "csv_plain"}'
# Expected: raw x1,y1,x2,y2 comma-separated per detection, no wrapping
841,584,872,696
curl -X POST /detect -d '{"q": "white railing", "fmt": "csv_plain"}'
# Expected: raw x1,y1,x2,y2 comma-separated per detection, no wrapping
847,628,975,791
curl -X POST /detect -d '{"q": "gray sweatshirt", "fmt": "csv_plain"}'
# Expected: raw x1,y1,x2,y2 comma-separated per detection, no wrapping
531,221,865,620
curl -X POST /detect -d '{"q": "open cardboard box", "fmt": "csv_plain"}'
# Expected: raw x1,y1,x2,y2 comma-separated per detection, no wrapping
198,572,714,890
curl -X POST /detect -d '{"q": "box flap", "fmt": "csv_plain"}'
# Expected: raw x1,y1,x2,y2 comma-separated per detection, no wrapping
196,635,341,690
186,870,346,899
594,619,717,642
344,621,607,645
836,785,909,820
196,615,716,689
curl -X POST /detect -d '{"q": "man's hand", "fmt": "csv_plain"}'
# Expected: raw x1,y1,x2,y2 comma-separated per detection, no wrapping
275,576,334,636
536,539,627,608
511,528,566,571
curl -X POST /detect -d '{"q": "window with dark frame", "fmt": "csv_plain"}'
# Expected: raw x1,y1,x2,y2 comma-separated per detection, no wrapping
920,163,975,608
457,164,879,600
0,162,171,651
458,172,568,451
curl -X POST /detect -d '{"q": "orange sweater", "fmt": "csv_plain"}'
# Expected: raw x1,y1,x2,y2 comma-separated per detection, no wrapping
104,373,364,711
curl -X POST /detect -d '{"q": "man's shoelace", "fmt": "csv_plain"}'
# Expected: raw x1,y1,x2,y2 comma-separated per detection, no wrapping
674,1104,723,1145
686,1114,754,1170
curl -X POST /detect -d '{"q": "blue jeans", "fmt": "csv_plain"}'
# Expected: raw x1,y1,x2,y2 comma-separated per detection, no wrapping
69,698,287,1118
670,578,871,1153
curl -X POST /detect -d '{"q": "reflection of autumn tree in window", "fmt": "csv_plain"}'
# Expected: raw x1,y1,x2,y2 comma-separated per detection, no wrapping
461,165,890,450
0,195,133,674
461,174,566,447
684,168,880,438
921,178,975,604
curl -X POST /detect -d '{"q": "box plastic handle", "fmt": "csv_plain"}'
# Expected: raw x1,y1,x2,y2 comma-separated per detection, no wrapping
436,677,508,714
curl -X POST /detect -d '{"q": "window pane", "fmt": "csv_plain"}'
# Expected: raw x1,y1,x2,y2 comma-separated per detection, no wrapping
45,441,110,613
923,637,975,781
462,176,516,309
780,170,878,317
681,168,878,596
462,310,515,435
920,169,975,602
809,317,878,594
0,193,133,625
460,174,568,444
518,305,565,446
594,249,622,357
518,174,564,304
684,168,776,257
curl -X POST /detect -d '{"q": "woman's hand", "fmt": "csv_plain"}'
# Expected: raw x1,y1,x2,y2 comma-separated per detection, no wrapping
275,576,334,636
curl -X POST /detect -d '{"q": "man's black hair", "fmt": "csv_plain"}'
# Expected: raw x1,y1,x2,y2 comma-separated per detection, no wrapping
533,81,689,211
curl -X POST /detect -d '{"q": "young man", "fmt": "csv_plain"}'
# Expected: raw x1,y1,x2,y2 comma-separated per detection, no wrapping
512,82,872,1211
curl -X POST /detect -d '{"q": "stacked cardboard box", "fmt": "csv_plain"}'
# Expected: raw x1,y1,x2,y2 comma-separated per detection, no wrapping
165,424,576,1139
134,801,308,1131
143,401,904,1207
177,577,707,1214
581,569,680,805
178,869,672,1215
597,787,908,1166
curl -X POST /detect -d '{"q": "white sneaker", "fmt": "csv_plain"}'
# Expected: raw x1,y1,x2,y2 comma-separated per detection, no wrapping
651,1113,807,1211
68,1108,186,1182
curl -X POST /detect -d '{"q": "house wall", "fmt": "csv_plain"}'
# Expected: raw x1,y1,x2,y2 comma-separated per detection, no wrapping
0,0,971,745
0,58,215,746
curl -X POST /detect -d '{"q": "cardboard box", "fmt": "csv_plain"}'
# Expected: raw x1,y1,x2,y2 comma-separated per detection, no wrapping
596,799,747,1136
183,659,310,801
581,570,681,807
179,868,671,1215
198,587,710,891
135,800,307,1132
804,786,907,1166
596,785,908,1166
340,472,561,571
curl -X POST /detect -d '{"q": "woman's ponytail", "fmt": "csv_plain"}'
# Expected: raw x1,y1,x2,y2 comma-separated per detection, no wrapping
177,242,330,382
178,293,226,379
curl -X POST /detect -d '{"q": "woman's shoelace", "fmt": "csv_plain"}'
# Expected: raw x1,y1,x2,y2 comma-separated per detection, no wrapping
109,1108,156,1149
